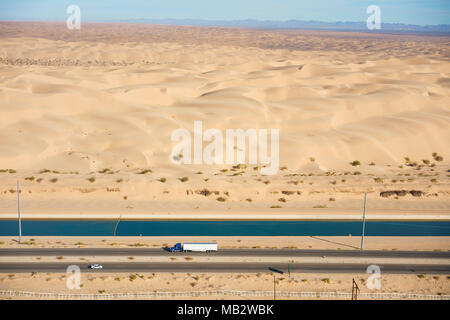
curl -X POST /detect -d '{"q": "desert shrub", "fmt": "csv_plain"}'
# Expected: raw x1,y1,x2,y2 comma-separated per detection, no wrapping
432,153,443,162
130,243,145,247
410,190,423,197
374,177,384,183
196,189,212,196
129,274,137,281
278,198,286,202
350,160,360,166
270,205,282,208
24,176,35,181
138,169,152,174
217,197,227,202
1,169,17,173
159,177,167,183
50,178,58,183
87,177,96,183
179,177,189,182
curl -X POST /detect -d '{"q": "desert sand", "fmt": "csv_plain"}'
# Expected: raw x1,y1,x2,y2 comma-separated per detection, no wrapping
2,272,449,300
0,22,449,219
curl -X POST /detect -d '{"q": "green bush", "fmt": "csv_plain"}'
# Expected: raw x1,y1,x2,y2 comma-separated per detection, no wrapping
138,169,152,174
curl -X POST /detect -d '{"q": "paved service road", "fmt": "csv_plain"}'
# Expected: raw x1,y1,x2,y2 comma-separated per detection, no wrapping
1,248,449,259
0,262,449,274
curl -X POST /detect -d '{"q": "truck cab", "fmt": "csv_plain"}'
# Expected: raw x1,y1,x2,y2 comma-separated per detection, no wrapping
169,242,183,252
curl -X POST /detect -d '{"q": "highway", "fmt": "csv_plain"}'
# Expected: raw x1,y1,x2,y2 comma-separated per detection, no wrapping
0,262,449,274
1,248,449,259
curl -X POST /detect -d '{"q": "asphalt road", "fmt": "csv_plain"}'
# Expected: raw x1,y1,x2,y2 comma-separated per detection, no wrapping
1,248,449,258
0,262,449,274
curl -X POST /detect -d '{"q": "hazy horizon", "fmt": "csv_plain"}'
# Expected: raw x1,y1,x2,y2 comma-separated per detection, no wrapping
0,0,449,26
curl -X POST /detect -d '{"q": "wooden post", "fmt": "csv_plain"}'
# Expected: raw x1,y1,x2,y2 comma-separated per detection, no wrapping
352,278,360,300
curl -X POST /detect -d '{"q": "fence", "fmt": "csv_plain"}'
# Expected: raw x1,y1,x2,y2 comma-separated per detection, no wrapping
0,289,448,300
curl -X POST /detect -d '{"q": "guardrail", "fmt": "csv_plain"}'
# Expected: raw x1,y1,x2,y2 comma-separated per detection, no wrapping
0,289,448,300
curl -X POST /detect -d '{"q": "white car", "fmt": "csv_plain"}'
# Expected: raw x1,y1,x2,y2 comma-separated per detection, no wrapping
89,264,103,269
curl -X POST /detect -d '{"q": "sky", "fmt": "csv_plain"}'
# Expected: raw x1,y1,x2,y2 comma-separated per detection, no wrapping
0,0,449,26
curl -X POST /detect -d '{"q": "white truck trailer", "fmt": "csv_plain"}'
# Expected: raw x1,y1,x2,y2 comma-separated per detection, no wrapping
169,242,218,252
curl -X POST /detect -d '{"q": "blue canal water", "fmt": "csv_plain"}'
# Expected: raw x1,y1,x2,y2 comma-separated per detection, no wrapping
0,220,449,236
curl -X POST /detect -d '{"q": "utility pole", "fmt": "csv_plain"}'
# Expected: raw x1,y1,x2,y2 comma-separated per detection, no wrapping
360,192,367,250
17,181,21,244
273,274,276,300
113,214,121,237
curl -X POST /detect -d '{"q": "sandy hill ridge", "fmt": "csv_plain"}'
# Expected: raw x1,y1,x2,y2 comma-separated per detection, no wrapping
0,22,448,217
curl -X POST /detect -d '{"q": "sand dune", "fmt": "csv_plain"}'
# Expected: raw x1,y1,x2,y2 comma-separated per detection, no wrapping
0,22,448,217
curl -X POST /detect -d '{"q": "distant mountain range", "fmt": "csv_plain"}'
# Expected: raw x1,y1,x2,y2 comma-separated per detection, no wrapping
116,18,450,33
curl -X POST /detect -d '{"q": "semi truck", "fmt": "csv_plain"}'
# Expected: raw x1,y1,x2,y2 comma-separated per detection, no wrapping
169,242,218,252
